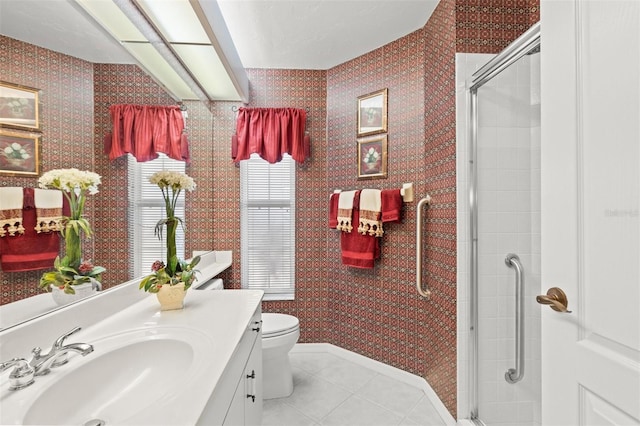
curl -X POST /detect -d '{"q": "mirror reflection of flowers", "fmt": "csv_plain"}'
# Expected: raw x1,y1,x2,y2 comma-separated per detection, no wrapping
364,107,381,126
140,171,200,293
2,142,30,161
1,98,33,118
38,168,105,294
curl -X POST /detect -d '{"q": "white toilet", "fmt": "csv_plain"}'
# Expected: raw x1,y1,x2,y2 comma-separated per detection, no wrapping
194,278,300,400
261,313,300,399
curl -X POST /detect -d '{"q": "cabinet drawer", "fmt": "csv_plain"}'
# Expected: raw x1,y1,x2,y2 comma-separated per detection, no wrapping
197,306,262,425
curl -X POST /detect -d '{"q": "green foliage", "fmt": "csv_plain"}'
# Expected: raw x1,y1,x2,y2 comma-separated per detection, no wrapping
39,256,105,295
139,255,201,293
66,217,93,238
140,170,199,294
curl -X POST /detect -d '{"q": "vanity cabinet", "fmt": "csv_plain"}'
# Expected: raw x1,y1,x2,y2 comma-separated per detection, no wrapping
197,307,263,426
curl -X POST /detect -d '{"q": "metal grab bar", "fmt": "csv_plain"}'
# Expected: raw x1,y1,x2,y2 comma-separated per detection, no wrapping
416,196,432,298
505,253,525,384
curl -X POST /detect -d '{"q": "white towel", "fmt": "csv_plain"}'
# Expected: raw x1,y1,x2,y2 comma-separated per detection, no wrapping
34,189,64,233
358,189,383,237
336,190,356,232
0,187,25,237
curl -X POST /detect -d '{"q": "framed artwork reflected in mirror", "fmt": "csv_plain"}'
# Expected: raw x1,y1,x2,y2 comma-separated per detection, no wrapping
357,88,387,137
0,128,41,177
0,81,40,131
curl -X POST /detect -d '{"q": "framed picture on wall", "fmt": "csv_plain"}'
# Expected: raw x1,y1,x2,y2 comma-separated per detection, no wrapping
0,128,41,177
357,134,387,180
0,81,40,131
357,88,387,137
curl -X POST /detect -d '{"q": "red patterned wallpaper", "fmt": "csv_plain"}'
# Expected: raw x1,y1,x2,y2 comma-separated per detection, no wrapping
93,64,176,287
216,69,330,344
326,0,458,415
456,0,540,53
422,0,459,414
1,1,539,417
0,35,95,304
92,64,217,287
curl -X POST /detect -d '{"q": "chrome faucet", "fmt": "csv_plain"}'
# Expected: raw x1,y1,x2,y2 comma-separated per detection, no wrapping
29,326,94,376
1,326,93,391
0,358,35,390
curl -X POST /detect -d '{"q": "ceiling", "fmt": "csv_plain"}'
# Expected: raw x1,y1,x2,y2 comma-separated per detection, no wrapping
0,0,439,102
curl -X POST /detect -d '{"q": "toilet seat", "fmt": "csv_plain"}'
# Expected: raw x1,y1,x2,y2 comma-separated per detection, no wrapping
262,313,299,338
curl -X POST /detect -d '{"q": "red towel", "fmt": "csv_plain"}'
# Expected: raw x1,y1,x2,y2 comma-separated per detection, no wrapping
381,189,403,222
0,188,63,272
341,191,379,268
328,193,339,229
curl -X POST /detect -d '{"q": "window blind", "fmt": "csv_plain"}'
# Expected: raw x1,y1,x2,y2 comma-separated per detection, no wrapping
128,154,186,278
240,153,295,300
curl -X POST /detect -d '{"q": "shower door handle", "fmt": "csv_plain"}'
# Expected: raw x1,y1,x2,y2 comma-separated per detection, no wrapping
505,253,525,384
536,287,571,313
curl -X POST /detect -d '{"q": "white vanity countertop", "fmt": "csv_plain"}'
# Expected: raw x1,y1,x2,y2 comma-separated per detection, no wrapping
192,250,232,287
0,250,233,330
0,287,263,425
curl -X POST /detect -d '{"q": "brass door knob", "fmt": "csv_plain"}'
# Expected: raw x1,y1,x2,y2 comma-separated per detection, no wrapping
536,287,572,313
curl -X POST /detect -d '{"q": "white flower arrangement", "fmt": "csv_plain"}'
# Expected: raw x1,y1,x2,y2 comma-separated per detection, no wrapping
37,168,105,295
140,170,199,293
148,170,196,192
38,168,101,196
3,142,30,160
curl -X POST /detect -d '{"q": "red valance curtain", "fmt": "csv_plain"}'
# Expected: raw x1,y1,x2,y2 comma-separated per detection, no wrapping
106,104,190,163
233,107,309,164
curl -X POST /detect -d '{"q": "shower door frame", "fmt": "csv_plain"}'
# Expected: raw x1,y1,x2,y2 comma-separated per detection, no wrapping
466,22,540,423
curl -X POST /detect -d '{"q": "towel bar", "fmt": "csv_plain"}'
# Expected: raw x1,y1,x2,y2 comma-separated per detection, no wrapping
332,182,414,202
416,195,432,298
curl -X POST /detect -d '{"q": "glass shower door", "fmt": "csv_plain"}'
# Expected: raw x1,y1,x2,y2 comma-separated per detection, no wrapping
473,50,541,426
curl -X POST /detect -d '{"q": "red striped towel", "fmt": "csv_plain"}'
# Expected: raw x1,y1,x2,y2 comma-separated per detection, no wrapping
336,190,356,232
341,191,379,268
0,188,61,272
328,192,339,229
358,189,383,237
381,189,403,222
0,187,25,237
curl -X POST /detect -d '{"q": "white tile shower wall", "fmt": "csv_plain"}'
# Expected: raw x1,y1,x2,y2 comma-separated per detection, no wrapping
456,53,541,426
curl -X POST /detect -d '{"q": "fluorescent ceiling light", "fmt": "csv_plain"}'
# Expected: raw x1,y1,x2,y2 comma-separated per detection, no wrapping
137,0,209,44
125,44,195,100
173,44,240,100
74,0,248,103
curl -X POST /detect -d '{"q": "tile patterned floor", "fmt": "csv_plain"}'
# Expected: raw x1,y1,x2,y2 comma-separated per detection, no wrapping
262,349,448,426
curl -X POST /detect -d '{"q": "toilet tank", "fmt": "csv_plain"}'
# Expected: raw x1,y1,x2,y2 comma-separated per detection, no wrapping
194,278,224,290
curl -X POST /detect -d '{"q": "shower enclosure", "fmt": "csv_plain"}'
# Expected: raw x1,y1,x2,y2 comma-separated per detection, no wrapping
457,24,541,425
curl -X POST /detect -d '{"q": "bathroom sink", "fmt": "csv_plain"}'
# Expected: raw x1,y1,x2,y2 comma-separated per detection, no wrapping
19,327,213,425
0,285,264,426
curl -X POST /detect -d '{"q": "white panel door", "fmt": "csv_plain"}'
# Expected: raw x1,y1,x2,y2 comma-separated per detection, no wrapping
541,1,640,425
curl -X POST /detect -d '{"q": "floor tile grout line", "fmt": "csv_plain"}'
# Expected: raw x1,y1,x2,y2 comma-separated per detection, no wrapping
278,399,325,425
307,366,381,395
295,373,419,423
269,351,444,426
402,392,432,421
315,391,356,424
291,354,427,420
351,390,422,421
